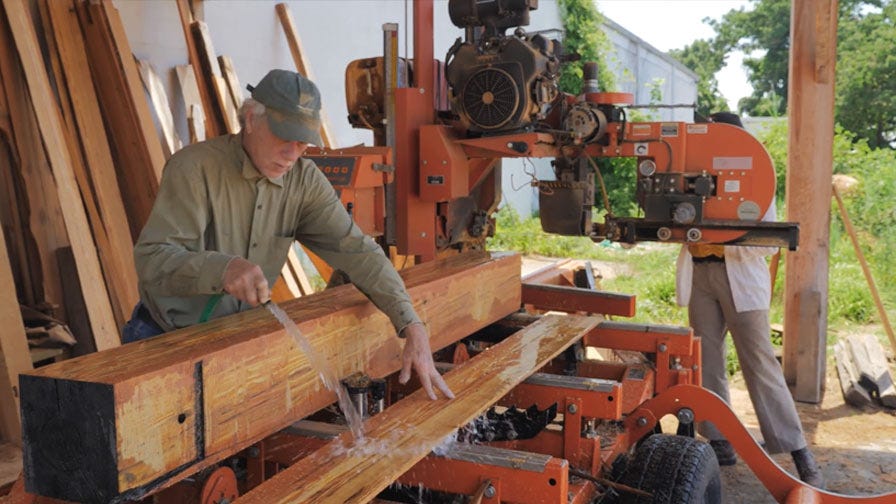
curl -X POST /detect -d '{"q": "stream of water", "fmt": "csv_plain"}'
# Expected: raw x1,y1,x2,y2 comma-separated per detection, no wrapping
265,301,365,442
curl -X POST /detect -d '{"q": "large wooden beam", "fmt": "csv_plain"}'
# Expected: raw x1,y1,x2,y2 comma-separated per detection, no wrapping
783,0,838,403
20,252,521,503
238,313,601,504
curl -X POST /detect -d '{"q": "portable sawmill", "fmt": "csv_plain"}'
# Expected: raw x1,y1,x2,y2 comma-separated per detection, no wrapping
14,1,896,504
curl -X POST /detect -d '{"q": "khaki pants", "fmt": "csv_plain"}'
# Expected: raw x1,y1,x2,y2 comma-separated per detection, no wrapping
689,261,807,454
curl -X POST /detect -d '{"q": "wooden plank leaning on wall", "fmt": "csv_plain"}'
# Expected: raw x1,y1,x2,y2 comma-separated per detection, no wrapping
45,0,139,328
75,0,166,242
0,7,68,322
20,252,522,503
0,224,31,445
3,0,119,351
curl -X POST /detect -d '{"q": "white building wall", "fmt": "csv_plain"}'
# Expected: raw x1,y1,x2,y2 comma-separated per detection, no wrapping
114,0,695,218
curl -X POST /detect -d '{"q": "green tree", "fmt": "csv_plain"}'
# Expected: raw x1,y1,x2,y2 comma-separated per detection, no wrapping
836,2,896,148
706,0,889,140
669,39,730,117
557,0,616,94
708,0,792,115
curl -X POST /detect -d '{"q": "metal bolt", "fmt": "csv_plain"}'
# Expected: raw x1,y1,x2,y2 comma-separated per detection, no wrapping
677,408,695,425
483,484,496,498
567,403,578,414
636,416,648,427
692,364,699,371
419,88,426,94
658,343,668,353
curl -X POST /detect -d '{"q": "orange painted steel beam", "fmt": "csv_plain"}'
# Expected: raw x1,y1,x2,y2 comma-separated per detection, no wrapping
398,445,576,504
500,374,623,421
585,321,694,355
522,283,636,317
624,384,896,504
236,314,602,504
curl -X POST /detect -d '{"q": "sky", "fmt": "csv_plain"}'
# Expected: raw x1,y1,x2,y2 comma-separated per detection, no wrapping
596,0,753,110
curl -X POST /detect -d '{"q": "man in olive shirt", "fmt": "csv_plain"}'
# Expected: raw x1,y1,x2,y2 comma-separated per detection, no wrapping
123,69,453,400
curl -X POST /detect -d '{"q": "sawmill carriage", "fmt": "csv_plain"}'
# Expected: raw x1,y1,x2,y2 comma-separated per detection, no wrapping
12,1,896,503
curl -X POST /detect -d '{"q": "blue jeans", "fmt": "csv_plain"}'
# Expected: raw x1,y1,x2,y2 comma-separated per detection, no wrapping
121,302,165,344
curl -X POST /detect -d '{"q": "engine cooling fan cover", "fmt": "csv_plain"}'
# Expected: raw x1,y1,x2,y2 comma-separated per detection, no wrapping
461,66,521,130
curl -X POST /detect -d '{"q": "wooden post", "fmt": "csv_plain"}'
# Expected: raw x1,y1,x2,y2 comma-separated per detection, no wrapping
783,0,838,403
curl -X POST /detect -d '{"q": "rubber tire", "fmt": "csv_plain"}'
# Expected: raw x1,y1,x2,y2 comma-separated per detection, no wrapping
619,434,722,504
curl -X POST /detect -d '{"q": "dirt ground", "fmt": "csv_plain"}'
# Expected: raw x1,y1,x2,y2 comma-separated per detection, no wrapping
721,368,896,501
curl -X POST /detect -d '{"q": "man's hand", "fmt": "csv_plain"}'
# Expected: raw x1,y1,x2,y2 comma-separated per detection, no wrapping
398,323,455,400
222,257,270,306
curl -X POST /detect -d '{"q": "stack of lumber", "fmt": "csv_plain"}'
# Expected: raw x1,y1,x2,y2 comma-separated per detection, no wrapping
0,0,313,450
834,334,896,408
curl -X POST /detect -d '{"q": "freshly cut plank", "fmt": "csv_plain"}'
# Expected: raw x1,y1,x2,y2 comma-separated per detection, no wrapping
239,313,601,504
21,252,521,503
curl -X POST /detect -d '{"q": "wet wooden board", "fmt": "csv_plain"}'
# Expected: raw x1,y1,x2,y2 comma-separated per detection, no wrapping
20,252,521,503
238,313,601,504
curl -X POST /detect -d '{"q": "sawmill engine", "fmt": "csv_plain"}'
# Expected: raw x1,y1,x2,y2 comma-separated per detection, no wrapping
445,0,564,134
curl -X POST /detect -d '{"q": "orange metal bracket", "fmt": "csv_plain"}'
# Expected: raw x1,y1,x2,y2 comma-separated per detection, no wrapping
522,283,636,317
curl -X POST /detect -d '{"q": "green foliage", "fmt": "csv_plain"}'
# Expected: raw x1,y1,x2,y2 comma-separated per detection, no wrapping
708,0,792,116
557,0,615,94
668,39,729,116
700,0,892,148
836,3,896,149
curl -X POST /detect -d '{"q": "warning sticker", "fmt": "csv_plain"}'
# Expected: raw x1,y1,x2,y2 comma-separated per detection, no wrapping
660,123,679,137
724,180,741,193
687,124,709,134
631,124,652,137
713,157,753,170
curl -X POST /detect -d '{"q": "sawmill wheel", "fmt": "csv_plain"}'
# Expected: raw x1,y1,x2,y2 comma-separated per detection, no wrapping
199,466,239,504
618,434,721,504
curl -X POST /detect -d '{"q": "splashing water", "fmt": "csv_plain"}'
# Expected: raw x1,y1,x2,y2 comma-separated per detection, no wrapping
265,301,365,441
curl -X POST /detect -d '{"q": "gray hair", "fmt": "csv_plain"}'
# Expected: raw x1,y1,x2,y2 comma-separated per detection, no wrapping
238,98,266,129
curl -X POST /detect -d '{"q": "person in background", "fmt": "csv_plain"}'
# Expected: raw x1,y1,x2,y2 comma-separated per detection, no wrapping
122,69,454,401
675,111,824,487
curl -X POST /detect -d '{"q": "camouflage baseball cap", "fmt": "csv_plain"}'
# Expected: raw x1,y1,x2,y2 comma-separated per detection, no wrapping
246,69,323,146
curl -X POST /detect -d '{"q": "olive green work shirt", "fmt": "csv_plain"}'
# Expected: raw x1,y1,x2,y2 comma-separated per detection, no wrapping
134,134,421,333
